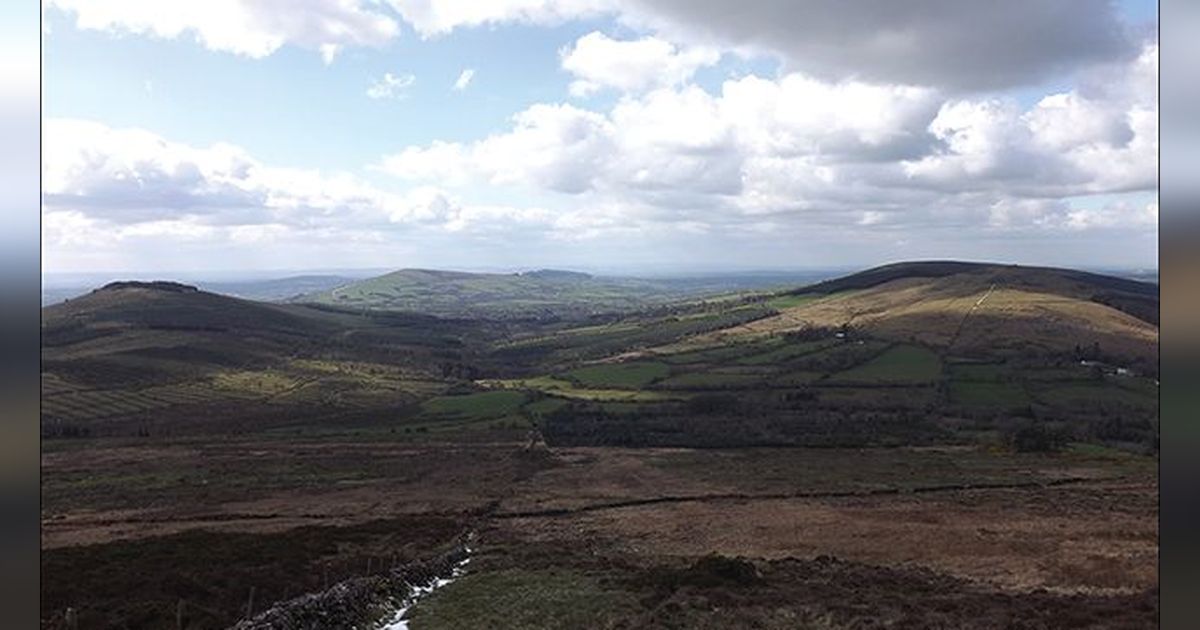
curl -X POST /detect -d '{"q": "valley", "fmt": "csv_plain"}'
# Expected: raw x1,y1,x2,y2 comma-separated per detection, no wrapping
40,261,1159,629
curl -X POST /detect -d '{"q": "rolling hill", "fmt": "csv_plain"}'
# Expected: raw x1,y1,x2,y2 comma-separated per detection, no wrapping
39,262,1159,441
42,280,494,378
41,274,361,306
292,268,828,318
672,261,1158,364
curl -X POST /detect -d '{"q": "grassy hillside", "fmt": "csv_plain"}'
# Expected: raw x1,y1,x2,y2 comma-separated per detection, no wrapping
40,263,1159,630
293,268,824,319
40,282,494,436
789,260,1158,324
668,262,1161,366
40,263,1158,448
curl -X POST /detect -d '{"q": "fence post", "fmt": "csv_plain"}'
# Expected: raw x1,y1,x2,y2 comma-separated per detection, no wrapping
176,599,185,630
245,586,256,620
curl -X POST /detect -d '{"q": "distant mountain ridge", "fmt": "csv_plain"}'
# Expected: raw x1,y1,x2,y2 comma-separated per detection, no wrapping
291,268,821,319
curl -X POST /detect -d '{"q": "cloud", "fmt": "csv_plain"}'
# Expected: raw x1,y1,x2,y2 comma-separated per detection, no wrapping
560,31,719,96
384,1,1135,90
380,42,1157,237
366,72,416,99
618,0,1137,90
46,0,400,60
903,43,1157,196
44,118,457,231
453,68,475,91
383,0,612,37
40,119,590,270
379,74,939,208
47,1,1138,91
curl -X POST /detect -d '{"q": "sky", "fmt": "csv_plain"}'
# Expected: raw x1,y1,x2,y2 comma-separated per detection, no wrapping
41,0,1158,275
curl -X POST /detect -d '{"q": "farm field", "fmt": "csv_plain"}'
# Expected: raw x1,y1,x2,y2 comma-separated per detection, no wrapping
564,361,670,389
827,344,942,384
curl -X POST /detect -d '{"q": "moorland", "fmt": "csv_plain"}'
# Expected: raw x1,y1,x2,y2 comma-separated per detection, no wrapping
41,261,1159,629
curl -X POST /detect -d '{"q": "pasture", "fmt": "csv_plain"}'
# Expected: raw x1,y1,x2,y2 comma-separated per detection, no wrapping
828,345,942,384
564,361,670,389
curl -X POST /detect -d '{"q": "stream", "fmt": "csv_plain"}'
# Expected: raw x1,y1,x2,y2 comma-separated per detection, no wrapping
379,546,472,629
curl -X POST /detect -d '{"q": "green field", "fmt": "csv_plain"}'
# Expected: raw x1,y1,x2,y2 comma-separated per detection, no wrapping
655,371,760,389
737,339,834,365
659,338,782,365
484,377,679,402
565,361,670,389
420,390,527,419
828,345,942,384
523,397,570,417
947,362,1010,381
949,381,1030,410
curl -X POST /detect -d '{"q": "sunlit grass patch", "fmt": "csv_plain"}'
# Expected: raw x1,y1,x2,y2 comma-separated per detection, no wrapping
481,377,679,402
211,370,301,395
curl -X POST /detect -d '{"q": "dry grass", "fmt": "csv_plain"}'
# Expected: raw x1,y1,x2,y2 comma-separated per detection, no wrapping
665,277,1157,361
500,479,1157,595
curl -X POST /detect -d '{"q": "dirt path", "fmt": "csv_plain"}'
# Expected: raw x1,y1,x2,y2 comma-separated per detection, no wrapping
945,283,996,352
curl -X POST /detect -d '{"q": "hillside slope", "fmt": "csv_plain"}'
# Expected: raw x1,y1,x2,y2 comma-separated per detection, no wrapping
665,262,1158,364
41,281,476,388
791,261,1158,325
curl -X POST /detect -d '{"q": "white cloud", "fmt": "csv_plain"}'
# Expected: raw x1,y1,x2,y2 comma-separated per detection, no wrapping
560,31,718,96
367,72,416,99
384,0,612,37
46,0,1138,92
45,118,455,232
1063,199,1158,231
453,68,475,91
380,73,938,211
903,42,1157,197
40,119,590,270
380,42,1157,238
46,0,400,60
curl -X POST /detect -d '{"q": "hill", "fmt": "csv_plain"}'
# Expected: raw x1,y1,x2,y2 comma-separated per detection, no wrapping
292,268,824,318
41,264,1159,630
672,261,1159,364
41,274,359,306
40,281,490,434
791,260,1158,324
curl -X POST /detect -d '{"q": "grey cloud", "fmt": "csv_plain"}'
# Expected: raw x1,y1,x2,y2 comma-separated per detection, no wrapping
622,0,1136,90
